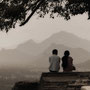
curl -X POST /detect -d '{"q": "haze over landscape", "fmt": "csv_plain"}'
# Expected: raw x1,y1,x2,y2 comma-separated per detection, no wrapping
0,13,90,90
0,14,90,49
0,14,90,70
0,31,90,71
0,15,89,70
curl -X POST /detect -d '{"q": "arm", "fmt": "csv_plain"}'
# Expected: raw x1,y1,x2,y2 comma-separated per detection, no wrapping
49,57,51,63
59,57,60,63
69,57,73,66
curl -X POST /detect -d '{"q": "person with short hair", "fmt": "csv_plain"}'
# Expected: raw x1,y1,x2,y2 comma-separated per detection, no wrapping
49,49,60,72
62,50,76,72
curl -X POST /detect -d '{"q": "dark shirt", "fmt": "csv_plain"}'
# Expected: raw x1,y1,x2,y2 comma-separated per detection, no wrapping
62,56,73,72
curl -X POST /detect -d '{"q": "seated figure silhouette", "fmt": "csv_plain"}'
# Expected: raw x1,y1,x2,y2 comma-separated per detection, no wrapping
62,50,76,72
49,49,60,73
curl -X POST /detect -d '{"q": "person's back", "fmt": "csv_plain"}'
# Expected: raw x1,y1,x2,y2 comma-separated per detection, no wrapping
62,50,75,72
49,49,60,72
62,56,73,72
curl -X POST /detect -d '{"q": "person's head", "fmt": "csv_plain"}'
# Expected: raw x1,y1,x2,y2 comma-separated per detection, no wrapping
52,49,58,55
64,50,70,56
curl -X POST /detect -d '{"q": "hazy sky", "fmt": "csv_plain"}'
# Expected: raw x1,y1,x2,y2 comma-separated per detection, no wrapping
0,13,90,49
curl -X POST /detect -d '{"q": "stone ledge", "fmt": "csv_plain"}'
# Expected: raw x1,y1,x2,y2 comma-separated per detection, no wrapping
39,72,90,90
12,72,90,90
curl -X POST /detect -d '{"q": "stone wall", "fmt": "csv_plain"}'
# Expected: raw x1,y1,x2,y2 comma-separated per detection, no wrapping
12,72,90,90
39,72,90,90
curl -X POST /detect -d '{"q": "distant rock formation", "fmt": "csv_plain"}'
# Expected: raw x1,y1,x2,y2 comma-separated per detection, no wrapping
0,31,90,70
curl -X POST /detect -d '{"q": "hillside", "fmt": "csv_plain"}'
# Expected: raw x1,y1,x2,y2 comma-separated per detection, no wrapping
0,31,90,70
76,60,90,71
17,31,90,56
32,44,90,70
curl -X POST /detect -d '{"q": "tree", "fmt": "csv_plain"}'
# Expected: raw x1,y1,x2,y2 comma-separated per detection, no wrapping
0,0,90,32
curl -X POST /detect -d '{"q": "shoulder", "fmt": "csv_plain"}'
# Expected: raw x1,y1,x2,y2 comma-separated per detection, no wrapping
57,56,60,59
50,55,60,59
49,55,54,59
68,56,73,60
49,55,54,58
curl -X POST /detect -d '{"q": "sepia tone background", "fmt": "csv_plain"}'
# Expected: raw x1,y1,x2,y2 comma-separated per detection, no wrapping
0,10,90,90
0,14,89,70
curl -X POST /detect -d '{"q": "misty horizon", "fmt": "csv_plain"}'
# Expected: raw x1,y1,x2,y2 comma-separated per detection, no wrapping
0,31,89,71
0,14,90,49
1,31,90,50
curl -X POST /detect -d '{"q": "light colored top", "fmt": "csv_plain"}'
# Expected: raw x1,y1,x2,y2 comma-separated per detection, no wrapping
49,55,60,72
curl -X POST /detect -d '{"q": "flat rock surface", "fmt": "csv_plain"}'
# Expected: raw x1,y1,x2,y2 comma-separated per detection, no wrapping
39,72,90,90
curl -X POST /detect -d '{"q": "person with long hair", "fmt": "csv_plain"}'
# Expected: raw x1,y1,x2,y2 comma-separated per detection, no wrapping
62,50,76,72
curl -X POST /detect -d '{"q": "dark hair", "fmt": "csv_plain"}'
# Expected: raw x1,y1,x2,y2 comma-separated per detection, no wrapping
64,50,70,56
62,50,70,68
52,49,58,55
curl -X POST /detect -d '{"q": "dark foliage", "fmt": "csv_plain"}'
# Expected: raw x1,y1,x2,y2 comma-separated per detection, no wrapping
12,81,39,90
0,0,90,32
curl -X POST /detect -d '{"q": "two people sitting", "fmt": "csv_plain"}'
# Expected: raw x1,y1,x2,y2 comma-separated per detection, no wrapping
49,49,76,72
